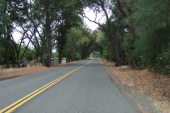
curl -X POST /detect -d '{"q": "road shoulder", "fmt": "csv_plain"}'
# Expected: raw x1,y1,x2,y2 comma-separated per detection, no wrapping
100,60,160,113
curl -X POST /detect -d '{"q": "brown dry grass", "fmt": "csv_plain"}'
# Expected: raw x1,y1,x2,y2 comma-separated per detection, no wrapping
0,61,77,79
0,64,50,79
100,59,170,113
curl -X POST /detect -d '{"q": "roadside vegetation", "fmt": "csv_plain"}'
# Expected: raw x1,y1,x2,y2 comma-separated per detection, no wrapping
1,0,169,74
85,0,170,75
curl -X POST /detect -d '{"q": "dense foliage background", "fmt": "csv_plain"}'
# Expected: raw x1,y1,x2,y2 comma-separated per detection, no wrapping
0,0,169,74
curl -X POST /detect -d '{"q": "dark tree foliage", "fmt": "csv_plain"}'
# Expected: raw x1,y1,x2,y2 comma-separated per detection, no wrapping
0,0,169,75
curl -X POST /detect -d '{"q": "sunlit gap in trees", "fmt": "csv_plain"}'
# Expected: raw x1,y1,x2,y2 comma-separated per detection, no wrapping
89,51,100,59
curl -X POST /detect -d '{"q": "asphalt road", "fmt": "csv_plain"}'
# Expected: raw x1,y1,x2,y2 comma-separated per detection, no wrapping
0,59,138,113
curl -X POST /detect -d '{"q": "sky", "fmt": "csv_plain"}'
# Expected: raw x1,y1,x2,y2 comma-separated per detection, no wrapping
84,19,99,31
83,8,106,30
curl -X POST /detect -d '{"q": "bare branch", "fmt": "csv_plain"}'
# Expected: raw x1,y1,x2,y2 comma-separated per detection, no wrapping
99,0,109,21
82,13,107,32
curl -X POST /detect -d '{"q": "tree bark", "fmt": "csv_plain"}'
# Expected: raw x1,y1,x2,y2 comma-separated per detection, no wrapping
59,49,62,64
5,25,11,68
5,45,10,68
45,3,52,67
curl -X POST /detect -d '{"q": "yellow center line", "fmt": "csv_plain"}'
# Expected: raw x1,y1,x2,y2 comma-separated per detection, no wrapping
0,60,92,113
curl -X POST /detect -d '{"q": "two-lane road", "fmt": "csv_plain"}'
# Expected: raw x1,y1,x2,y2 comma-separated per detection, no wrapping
0,59,138,113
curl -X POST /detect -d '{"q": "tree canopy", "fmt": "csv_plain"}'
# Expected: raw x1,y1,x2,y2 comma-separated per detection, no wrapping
0,0,169,74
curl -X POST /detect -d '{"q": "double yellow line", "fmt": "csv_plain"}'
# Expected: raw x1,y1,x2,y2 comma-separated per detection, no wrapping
0,60,92,113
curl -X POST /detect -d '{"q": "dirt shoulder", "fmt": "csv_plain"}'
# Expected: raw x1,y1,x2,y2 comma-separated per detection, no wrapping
0,61,78,80
100,59,170,113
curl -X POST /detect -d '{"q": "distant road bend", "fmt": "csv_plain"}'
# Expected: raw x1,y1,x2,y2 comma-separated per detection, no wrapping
0,59,138,113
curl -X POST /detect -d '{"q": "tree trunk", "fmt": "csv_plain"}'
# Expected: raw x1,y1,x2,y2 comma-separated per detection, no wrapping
59,49,62,64
107,20,122,66
67,53,71,63
5,46,10,68
128,21,135,68
5,25,11,68
45,4,52,67
110,38,121,66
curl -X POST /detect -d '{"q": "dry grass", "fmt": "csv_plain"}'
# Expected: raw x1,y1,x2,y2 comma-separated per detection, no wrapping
100,59,170,113
0,60,80,79
0,64,50,79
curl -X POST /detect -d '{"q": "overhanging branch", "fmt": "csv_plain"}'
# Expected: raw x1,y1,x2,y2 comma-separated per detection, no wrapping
82,13,106,32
